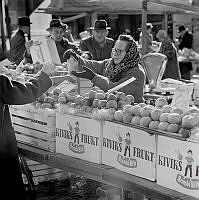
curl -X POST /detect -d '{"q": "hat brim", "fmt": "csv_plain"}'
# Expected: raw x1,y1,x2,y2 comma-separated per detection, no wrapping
46,26,67,32
89,27,111,30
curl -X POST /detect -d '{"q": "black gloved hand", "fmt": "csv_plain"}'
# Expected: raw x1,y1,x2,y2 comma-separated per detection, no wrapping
71,66,96,80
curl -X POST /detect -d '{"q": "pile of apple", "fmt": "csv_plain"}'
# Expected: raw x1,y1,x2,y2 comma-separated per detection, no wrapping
114,97,199,138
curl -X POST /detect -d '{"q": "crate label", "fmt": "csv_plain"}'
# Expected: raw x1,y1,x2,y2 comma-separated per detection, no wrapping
157,136,199,198
102,121,156,181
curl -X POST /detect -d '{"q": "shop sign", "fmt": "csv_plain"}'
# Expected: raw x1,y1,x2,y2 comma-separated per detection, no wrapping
56,113,102,164
102,121,156,181
157,135,199,198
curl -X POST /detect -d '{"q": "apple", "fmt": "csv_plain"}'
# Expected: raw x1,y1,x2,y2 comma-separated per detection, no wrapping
123,113,133,123
140,117,152,127
106,100,117,109
98,100,107,108
95,92,105,100
92,99,99,108
151,108,163,121
37,93,47,103
167,124,179,133
131,116,141,125
158,122,169,131
140,105,153,117
168,113,182,124
182,115,197,129
149,121,159,129
126,95,134,104
44,96,54,104
131,105,141,116
107,93,117,101
123,105,133,114
114,110,123,122
41,102,53,109
161,105,172,113
116,92,126,101
155,97,168,107
171,108,184,115
88,90,97,100
159,113,169,122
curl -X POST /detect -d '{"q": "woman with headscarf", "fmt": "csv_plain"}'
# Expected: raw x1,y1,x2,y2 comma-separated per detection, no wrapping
156,29,181,80
63,34,145,103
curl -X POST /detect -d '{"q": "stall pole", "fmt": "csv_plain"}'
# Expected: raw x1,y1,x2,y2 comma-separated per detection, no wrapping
141,0,148,57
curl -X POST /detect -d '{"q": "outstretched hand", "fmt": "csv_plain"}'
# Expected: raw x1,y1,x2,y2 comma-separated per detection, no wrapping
71,66,95,80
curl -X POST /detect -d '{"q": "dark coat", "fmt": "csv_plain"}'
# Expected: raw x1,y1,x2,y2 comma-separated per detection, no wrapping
179,31,193,50
0,72,52,199
78,57,146,103
9,29,26,65
159,38,181,80
80,36,115,61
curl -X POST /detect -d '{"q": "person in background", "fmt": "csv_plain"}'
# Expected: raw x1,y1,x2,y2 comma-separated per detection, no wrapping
156,29,181,80
64,34,145,103
178,25,193,50
0,62,55,200
139,23,154,54
79,20,115,61
9,16,32,65
25,19,89,64
177,25,193,80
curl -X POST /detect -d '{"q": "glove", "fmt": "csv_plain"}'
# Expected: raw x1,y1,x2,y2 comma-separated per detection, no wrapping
71,66,96,80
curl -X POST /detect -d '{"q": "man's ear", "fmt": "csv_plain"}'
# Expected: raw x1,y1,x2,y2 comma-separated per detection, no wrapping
105,30,109,36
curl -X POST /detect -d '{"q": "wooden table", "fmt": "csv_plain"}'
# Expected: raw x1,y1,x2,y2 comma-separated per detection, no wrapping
18,142,198,200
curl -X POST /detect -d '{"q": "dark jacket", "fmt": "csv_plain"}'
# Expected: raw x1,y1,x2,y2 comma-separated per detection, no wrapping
25,37,83,64
159,38,181,80
78,57,146,103
0,72,52,199
9,29,26,65
179,31,193,50
80,36,115,61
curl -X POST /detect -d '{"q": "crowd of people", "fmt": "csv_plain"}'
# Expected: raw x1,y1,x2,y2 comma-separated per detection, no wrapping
0,15,198,199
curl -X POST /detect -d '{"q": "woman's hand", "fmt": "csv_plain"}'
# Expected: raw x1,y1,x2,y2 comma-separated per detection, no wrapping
71,66,96,80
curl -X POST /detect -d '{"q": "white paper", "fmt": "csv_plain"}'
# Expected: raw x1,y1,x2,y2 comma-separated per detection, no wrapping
108,77,136,93
171,84,193,111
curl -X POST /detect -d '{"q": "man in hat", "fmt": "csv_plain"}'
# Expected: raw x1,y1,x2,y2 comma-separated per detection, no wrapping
25,19,89,64
178,25,193,50
79,19,115,61
9,16,32,65
177,25,193,80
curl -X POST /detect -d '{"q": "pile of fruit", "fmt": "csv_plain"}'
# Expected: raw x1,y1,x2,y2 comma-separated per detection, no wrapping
33,86,199,138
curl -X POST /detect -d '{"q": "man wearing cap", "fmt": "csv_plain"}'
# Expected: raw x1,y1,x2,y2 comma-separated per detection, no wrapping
178,25,193,50
9,16,31,65
79,20,115,61
25,19,88,64
178,25,193,80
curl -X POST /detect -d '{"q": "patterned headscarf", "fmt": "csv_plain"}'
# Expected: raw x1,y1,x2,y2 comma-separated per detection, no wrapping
104,38,140,82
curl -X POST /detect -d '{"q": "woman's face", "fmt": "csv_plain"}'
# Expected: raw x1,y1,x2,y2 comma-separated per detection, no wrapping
112,40,128,64
50,27,65,42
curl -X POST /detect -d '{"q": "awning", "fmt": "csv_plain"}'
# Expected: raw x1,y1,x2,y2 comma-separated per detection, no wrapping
40,0,199,15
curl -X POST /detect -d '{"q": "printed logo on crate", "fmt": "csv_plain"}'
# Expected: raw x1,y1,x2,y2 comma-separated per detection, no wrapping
56,113,102,164
157,136,199,198
102,121,156,181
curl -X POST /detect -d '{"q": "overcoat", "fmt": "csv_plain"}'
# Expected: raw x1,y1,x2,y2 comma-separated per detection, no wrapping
0,71,52,199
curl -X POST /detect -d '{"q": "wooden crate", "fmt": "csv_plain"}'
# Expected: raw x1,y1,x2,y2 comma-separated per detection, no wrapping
10,105,56,152
24,159,66,184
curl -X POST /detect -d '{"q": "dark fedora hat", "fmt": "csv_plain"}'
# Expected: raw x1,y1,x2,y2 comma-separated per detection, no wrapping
90,20,111,30
17,16,32,26
46,19,68,31
178,25,186,33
